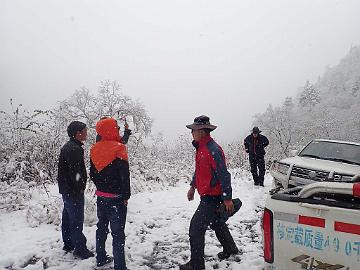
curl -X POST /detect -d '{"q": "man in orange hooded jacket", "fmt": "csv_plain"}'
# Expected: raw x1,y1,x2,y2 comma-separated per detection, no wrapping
90,118,131,270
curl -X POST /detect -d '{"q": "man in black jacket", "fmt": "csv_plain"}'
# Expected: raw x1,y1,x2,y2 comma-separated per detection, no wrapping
90,117,131,270
57,121,94,259
244,127,269,186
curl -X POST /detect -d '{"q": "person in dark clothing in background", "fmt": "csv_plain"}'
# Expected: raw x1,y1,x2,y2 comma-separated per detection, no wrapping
244,126,269,186
180,115,238,270
90,117,131,270
57,121,94,259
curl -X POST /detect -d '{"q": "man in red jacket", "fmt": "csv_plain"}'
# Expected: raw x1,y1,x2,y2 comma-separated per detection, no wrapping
180,115,238,270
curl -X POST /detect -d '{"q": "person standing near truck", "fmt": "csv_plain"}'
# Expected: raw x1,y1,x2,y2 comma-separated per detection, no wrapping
244,126,269,186
180,115,239,270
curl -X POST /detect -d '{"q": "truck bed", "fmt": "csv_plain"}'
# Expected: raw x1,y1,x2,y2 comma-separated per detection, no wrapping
263,183,360,270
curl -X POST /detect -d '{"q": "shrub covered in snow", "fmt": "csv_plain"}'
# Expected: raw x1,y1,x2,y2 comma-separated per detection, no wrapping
26,194,62,227
0,87,195,221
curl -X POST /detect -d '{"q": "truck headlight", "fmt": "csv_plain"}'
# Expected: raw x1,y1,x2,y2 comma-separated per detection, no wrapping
333,173,354,182
342,175,354,181
274,162,290,175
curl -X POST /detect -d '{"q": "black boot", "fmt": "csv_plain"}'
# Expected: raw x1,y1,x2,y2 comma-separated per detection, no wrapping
179,260,205,270
73,249,95,259
62,244,74,252
97,255,113,267
179,261,193,270
258,175,264,186
217,248,239,260
213,222,239,261
252,174,259,186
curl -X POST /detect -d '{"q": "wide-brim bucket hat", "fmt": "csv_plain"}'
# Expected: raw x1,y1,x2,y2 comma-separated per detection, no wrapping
252,126,262,134
186,115,217,131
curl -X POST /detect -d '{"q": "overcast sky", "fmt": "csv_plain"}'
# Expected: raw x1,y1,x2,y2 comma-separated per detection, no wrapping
1,0,360,142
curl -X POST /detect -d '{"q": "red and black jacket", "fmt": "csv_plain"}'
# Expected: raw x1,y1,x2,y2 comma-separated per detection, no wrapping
90,118,131,200
191,134,232,201
244,134,269,157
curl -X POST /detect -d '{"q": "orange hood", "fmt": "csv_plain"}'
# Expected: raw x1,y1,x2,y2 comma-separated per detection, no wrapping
96,118,121,142
91,118,128,172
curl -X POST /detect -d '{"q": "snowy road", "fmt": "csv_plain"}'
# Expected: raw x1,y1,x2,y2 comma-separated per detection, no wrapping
0,170,271,270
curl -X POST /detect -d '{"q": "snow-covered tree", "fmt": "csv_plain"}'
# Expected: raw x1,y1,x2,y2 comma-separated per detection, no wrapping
283,96,294,111
352,80,360,96
299,80,321,111
0,82,194,214
254,104,294,160
54,80,153,149
253,45,360,161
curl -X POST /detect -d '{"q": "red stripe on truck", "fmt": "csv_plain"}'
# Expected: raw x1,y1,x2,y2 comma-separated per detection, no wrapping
334,221,360,236
299,216,325,228
353,183,360,198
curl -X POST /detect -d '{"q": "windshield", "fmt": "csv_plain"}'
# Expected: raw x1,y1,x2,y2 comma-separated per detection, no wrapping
299,141,360,165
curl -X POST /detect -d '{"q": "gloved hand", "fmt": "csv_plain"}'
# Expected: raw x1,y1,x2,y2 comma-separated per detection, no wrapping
124,128,132,136
218,198,242,222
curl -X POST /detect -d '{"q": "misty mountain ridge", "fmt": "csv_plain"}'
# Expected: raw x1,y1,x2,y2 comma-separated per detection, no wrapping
255,45,360,160
317,45,360,108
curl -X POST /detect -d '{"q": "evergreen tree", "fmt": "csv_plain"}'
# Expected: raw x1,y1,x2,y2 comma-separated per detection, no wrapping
351,80,359,96
283,97,294,111
299,80,321,111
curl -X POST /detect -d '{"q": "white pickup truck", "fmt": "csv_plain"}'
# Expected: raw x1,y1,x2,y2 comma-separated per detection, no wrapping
262,182,360,270
270,139,360,189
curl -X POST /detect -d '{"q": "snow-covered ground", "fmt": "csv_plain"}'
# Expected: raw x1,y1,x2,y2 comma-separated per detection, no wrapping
0,170,271,270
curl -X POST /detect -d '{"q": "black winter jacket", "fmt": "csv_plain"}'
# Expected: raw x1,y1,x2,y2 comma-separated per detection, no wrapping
57,138,87,194
244,134,269,157
90,159,131,200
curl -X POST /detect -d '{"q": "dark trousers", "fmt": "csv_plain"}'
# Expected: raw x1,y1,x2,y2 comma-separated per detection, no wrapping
249,155,265,185
189,198,238,270
61,193,87,252
96,197,127,270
